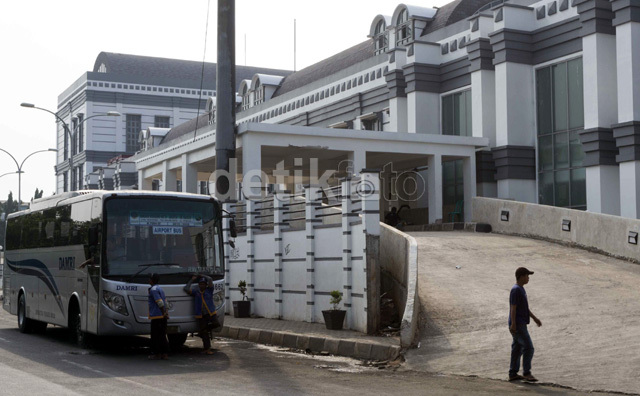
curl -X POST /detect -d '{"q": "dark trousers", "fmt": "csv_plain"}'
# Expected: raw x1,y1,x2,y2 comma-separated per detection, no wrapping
150,318,169,355
509,324,535,376
198,314,212,350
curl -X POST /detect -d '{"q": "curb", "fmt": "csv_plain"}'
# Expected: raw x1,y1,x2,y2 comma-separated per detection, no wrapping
218,325,401,361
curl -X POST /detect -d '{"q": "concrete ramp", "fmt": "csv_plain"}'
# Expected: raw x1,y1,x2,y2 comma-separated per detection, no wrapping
404,232,640,395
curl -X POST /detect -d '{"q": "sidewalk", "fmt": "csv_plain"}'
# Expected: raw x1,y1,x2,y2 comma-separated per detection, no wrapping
219,316,401,362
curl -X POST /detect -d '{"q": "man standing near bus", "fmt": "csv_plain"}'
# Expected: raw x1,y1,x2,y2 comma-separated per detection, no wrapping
148,273,169,360
184,274,216,355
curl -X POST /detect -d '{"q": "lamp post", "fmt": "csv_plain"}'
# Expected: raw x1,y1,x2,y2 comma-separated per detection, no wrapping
0,148,57,206
20,103,121,191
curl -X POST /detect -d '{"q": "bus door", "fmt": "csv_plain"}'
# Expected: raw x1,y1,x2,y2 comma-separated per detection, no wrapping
84,198,103,335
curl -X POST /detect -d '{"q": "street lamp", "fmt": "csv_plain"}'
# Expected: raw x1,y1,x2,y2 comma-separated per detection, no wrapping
0,148,57,206
20,103,121,191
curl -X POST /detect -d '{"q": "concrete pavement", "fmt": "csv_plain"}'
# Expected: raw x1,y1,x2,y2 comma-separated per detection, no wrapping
404,231,640,395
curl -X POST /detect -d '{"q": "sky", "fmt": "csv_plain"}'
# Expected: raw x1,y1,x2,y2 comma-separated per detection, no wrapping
0,0,449,203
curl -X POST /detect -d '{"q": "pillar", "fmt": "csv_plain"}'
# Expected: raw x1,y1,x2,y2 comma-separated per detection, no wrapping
427,154,443,223
181,154,198,193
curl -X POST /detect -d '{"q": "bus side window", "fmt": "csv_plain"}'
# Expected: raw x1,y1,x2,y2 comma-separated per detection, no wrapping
55,206,72,247
70,200,93,246
6,217,22,251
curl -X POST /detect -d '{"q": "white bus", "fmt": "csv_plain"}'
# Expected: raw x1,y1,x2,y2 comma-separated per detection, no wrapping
2,190,226,349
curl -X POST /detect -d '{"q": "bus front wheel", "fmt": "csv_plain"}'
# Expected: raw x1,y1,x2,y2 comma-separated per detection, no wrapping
69,307,90,348
18,293,34,334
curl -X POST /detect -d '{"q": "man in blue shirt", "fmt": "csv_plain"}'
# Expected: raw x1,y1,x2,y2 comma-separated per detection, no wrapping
148,273,169,360
508,267,542,382
184,274,216,355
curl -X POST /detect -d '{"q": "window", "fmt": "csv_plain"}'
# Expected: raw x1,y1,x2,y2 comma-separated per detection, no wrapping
360,113,383,131
396,9,412,45
442,89,472,136
78,166,84,190
536,58,585,209
374,20,388,54
63,126,69,160
199,181,209,195
77,114,84,153
63,172,68,193
126,114,142,153
254,85,264,106
154,116,170,128
443,159,464,219
71,117,78,155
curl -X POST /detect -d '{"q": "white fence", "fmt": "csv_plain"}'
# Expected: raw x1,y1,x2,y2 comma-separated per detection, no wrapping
223,172,381,333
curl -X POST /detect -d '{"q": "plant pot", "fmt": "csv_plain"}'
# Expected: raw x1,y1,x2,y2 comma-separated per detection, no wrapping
322,310,346,330
233,300,250,318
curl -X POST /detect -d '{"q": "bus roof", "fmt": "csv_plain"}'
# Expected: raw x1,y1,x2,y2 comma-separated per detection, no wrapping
9,190,217,218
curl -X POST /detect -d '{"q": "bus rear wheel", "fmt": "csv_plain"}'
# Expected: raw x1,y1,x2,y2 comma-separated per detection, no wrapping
18,293,34,334
168,333,188,351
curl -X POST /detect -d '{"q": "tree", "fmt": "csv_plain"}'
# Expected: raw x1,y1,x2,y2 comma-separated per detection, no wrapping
33,188,43,200
3,191,19,215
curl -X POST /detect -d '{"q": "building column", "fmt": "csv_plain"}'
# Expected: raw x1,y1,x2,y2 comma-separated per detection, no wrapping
490,18,537,202
468,37,497,197
427,154,443,223
463,155,477,222
403,62,440,134
612,0,640,218
575,0,620,215
241,135,263,199
385,50,408,133
181,154,198,193
137,170,152,191
161,161,176,192
347,149,367,176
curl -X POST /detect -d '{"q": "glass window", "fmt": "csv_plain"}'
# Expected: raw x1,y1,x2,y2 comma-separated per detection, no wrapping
154,116,170,128
442,90,472,136
442,159,464,217
103,198,222,284
126,114,142,153
536,58,585,209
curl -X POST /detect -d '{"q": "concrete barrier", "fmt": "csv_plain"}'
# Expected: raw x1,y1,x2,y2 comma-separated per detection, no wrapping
473,197,640,262
380,223,419,347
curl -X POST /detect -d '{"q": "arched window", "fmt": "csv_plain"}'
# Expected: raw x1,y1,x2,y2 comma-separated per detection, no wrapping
374,20,388,54
396,8,412,45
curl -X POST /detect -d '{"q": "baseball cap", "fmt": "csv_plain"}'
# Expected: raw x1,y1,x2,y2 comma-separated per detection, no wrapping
515,267,534,279
198,277,207,284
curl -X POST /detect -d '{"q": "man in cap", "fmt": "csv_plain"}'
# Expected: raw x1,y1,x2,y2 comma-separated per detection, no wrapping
148,273,169,360
184,274,216,355
508,267,542,382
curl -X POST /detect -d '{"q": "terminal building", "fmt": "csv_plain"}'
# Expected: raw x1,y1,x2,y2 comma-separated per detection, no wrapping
54,52,292,194
78,0,640,223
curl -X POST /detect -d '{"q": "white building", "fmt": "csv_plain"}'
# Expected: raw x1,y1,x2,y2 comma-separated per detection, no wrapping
54,52,292,193
132,0,640,223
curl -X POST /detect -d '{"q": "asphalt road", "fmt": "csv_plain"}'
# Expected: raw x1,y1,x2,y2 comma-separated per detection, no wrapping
0,308,621,395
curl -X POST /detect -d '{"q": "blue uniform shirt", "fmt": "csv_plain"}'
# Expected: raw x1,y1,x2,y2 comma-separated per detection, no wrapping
148,284,167,320
190,285,216,318
508,284,530,326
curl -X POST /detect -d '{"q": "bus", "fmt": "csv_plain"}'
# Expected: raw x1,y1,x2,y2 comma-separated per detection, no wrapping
2,190,226,349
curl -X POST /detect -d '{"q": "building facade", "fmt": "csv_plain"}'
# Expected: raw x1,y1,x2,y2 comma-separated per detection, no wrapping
132,0,640,222
55,52,292,193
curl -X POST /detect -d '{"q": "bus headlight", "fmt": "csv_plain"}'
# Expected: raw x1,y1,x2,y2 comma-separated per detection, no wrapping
213,291,224,310
103,291,129,316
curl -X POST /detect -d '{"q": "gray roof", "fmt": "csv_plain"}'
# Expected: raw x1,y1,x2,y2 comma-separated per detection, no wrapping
273,40,376,97
160,113,211,144
93,52,293,91
421,0,495,36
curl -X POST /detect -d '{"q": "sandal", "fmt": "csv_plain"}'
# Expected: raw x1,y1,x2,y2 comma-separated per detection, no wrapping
203,349,215,355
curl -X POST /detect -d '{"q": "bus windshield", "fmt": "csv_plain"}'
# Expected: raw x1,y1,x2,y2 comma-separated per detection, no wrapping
103,197,222,284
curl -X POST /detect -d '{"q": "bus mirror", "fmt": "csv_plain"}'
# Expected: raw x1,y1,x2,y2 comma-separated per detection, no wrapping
229,219,237,238
88,226,99,246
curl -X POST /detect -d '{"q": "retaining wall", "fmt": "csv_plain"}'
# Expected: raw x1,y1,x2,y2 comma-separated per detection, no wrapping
473,197,640,262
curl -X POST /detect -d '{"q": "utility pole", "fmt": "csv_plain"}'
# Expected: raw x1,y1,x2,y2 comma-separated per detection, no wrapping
215,0,236,199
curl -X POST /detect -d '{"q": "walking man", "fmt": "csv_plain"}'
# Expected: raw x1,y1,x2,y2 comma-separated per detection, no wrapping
184,274,216,355
508,267,542,382
148,273,169,360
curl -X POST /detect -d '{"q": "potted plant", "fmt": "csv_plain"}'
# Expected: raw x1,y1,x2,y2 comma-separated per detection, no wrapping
322,290,346,330
233,280,251,318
